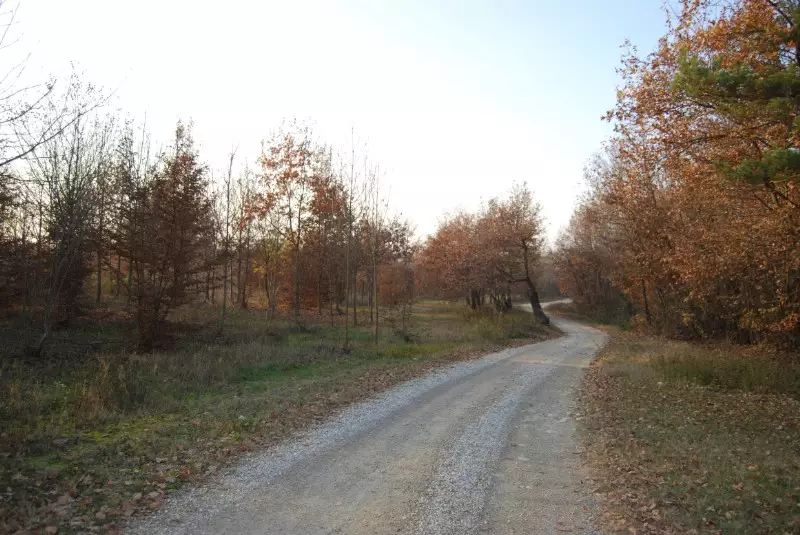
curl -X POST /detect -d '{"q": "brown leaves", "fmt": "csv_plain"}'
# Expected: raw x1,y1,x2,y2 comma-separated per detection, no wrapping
580,332,800,534
420,183,545,305
558,0,800,344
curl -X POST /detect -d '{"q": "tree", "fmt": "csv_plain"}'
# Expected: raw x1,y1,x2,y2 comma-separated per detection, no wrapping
420,184,549,324
23,94,114,355
220,147,237,334
256,124,316,324
558,0,800,345
491,183,549,324
110,119,152,305
420,211,482,306
305,148,346,316
234,166,256,309
120,121,214,351
342,131,361,349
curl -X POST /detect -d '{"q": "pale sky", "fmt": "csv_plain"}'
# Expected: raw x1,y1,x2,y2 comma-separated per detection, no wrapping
13,0,667,241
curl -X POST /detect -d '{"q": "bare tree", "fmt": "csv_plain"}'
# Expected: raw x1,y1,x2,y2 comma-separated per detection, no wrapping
235,165,255,309
343,130,359,350
23,93,114,355
0,9,104,170
220,147,237,334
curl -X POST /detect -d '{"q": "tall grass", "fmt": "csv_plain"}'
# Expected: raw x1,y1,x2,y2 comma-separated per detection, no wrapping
1,337,345,436
0,301,553,440
648,343,800,397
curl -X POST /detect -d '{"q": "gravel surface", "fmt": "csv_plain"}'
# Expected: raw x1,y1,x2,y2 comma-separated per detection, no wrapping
415,361,554,535
129,307,607,535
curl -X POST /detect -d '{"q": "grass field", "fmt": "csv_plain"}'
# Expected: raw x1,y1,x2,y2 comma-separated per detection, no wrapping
578,331,800,534
0,300,557,533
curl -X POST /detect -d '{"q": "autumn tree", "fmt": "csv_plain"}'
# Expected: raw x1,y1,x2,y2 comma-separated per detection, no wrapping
305,150,347,315
420,211,482,306
256,124,317,323
489,183,549,323
421,184,549,323
558,0,800,345
118,122,214,350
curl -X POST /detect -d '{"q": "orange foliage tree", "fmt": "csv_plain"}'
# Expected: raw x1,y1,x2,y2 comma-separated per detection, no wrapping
420,183,549,323
556,0,800,345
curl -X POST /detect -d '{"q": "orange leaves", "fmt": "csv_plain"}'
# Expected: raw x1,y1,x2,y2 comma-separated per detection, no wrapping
420,183,544,304
559,0,800,345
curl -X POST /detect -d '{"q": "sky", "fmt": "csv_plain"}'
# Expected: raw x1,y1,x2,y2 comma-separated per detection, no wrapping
11,0,668,241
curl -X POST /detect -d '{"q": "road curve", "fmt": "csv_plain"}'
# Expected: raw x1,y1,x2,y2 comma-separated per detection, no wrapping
130,308,607,535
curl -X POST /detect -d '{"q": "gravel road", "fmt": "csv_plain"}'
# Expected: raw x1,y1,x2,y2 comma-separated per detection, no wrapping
130,308,607,535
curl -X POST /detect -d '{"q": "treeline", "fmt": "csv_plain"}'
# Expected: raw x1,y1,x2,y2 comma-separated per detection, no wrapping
554,0,800,347
418,183,551,324
0,76,415,353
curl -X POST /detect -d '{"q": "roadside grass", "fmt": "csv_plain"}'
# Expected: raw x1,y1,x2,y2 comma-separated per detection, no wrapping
580,332,800,534
0,300,556,533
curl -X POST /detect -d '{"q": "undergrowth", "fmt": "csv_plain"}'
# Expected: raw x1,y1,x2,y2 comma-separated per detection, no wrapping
0,300,556,533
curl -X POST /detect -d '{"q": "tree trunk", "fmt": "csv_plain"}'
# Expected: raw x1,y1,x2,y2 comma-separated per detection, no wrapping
525,278,550,325
126,260,133,307
211,268,216,303
361,276,366,308
369,273,374,323
374,262,379,344
115,254,122,297
241,249,250,308
236,254,242,305
520,243,549,324
96,191,104,303
230,261,235,302
294,243,301,323
354,279,359,326
329,273,334,327
96,248,102,303
641,278,651,324
317,270,323,314
221,261,228,334
344,244,350,350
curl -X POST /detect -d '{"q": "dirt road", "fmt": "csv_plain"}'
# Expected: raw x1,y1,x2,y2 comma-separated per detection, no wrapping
130,310,607,535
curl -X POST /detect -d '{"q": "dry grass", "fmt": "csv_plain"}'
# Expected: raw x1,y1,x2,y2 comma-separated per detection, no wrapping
580,332,800,534
0,300,557,533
